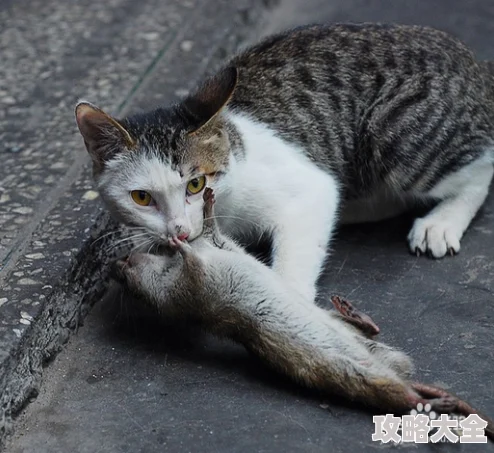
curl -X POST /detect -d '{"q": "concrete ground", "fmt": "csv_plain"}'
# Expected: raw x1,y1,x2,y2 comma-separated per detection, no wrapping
2,0,494,452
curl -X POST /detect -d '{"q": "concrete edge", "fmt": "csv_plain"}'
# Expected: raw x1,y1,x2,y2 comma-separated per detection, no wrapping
0,0,278,447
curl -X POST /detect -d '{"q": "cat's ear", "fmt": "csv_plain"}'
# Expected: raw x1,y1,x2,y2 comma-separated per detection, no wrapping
75,101,135,169
182,66,238,134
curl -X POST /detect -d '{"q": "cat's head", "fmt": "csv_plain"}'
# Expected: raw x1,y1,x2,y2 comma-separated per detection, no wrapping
75,67,238,244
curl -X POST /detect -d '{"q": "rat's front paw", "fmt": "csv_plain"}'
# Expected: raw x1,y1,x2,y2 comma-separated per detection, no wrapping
110,257,129,283
203,186,215,203
203,187,216,218
169,237,193,256
110,253,159,285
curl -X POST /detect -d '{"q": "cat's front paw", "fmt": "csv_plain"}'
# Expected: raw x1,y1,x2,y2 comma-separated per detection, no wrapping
407,218,461,258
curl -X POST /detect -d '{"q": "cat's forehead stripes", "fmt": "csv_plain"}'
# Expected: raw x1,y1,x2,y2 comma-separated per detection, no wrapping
120,106,190,161
116,106,232,179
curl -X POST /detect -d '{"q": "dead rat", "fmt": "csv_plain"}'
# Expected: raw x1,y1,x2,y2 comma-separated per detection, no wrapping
113,188,493,440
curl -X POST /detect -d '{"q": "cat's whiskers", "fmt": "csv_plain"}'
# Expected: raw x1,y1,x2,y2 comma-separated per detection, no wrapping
105,233,152,254
92,226,148,246
91,230,121,246
111,232,150,247
128,237,153,258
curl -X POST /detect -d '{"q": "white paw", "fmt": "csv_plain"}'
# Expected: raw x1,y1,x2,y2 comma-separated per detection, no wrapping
407,218,462,258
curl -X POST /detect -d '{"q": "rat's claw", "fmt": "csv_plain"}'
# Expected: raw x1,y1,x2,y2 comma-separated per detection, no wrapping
428,396,458,413
168,236,181,250
203,187,216,222
169,236,193,256
203,187,215,210
203,187,214,202
331,295,380,337
168,236,181,248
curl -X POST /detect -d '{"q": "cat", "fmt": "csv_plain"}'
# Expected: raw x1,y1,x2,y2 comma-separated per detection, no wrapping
75,23,494,302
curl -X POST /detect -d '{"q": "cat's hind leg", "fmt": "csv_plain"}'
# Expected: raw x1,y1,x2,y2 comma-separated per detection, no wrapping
408,154,493,258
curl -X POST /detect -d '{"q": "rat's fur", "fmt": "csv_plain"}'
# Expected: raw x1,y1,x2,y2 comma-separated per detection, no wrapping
113,189,494,424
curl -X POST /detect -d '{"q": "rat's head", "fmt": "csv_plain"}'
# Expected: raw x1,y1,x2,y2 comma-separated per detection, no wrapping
75,67,237,246
112,252,182,304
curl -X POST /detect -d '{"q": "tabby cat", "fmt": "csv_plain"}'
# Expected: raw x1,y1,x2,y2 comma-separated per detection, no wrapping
75,23,494,301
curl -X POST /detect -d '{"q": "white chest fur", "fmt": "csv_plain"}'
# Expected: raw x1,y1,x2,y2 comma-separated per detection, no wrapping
214,113,335,231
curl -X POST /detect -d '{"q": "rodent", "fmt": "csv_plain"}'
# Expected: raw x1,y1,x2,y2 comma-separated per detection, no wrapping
113,188,494,439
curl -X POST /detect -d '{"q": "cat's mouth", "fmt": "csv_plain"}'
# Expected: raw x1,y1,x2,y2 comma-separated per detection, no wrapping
142,238,180,258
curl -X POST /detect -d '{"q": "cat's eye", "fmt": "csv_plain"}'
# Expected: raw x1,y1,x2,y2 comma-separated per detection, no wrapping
130,190,153,206
187,176,206,195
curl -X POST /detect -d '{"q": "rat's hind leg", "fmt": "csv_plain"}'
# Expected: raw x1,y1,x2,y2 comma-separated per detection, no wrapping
329,296,412,378
408,156,493,258
364,340,414,379
331,296,380,337
411,382,494,439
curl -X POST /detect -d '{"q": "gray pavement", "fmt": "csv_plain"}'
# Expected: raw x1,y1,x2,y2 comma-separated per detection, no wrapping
1,0,494,452
0,0,273,445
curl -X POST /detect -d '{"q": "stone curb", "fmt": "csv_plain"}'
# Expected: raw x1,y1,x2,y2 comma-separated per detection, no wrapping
0,0,277,446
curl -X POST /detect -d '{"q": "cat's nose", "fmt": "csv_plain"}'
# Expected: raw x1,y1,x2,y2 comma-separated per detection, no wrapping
167,219,190,239
171,222,190,241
